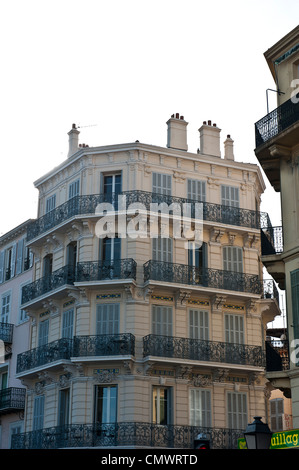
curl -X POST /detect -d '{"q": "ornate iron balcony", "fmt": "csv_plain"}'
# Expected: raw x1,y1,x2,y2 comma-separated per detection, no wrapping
26,191,269,241
0,387,26,414
266,339,290,372
76,259,137,282
255,97,299,148
263,279,279,304
0,322,13,343
16,338,73,374
73,333,135,357
261,226,283,255
144,260,262,295
143,334,265,367
11,421,244,449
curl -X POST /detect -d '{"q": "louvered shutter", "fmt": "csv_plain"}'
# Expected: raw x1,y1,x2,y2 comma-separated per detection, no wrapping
96,303,120,335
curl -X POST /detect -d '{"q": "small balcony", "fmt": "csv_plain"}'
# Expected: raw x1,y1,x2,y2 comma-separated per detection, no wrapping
72,333,135,358
76,259,137,283
16,334,135,375
26,191,269,242
261,226,283,256
11,421,244,449
0,322,13,343
143,260,262,295
266,339,290,373
0,387,26,415
143,334,265,368
22,265,75,305
16,338,73,375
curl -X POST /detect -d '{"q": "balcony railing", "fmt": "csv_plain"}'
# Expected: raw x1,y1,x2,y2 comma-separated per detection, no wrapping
76,259,137,282
0,322,13,343
26,191,269,241
266,339,290,372
0,387,26,414
143,334,265,367
261,226,283,255
144,260,262,295
255,97,299,148
263,279,279,304
22,265,75,305
73,333,135,357
16,334,135,375
16,338,73,374
11,421,245,449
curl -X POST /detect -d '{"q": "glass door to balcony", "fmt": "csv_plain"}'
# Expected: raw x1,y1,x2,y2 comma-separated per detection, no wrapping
100,237,121,279
188,242,207,285
103,174,122,210
94,385,118,445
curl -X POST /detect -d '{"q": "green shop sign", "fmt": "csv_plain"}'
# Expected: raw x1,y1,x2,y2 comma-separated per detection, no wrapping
238,428,299,449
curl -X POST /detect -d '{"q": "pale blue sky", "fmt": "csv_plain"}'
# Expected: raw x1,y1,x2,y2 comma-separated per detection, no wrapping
0,0,297,235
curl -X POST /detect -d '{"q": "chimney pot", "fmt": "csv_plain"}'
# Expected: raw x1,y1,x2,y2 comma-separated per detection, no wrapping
208,120,212,126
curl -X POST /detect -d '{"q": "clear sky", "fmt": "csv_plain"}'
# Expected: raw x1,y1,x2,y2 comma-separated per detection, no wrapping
0,0,297,237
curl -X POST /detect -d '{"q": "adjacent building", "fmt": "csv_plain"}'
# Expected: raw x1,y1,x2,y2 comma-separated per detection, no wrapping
255,26,299,428
0,220,33,448
10,114,280,449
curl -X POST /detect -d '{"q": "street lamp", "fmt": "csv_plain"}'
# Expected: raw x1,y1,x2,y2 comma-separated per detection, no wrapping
244,416,272,449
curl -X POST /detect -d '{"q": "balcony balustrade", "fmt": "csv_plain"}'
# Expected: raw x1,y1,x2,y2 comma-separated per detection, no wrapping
26,191,269,241
263,279,279,304
72,333,135,358
144,260,262,295
76,259,137,283
0,387,26,414
22,265,75,305
255,97,299,148
16,334,135,375
143,334,265,368
261,226,283,255
266,339,290,372
11,421,244,449
0,322,13,343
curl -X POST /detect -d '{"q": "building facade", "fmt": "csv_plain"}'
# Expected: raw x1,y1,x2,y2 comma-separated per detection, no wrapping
255,25,299,428
12,114,279,449
0,220,33,448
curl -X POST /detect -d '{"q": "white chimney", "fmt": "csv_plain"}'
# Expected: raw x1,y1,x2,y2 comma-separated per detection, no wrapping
166,113,188,151
68,123,80,158
198,121,221,157
224,135,234,160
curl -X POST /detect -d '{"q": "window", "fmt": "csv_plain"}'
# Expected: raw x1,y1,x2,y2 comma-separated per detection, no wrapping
62,309,74,338
66,242,77,268
152,237,172,262
187,179,206,202
188,241,207,269
10,422,23,449
152,305,172,336
46,194,56,213
5,245,17,280
68,179,80,199
19,284,29,323
1,293,11,323
270,398,284,432
43,254,53,277
189,389,211,427
189,309,209,340
221,185,239,208
227,392,247,430
152,386,172,425
152,172,172,196
291,269,299,343
223,246,243,273
58,389,70,426
33,395,45,430
94,385,117,424
96,303,120,335
101,237,121,262
0,370,8,390
225,314,244,345
38,320,49,347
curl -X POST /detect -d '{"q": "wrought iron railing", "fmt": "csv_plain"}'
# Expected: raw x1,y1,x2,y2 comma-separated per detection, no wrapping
16,334,135,374
22,265,76,304
0,387,26,413
11,421,245,449
73,333,135,357
76,259,137,282
261,226,283,255
26,191,269,241
143,260,262,295
263,279,279,304
16,338,73,374
143,334,265,367
266,340,290,372
255,97,299,148
0,322,13,343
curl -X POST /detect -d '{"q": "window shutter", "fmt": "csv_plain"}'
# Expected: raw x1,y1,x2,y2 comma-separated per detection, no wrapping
152,238,172,262
223,246,243,273
291,269,299,342
187,179,206,202
96,303,120,335
33,395,45,430
152,305,172,336
0,251,4,284
189,310,209,340
38,320,49,347
16,239,24,275
62,309,74,338
153,172,172,195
